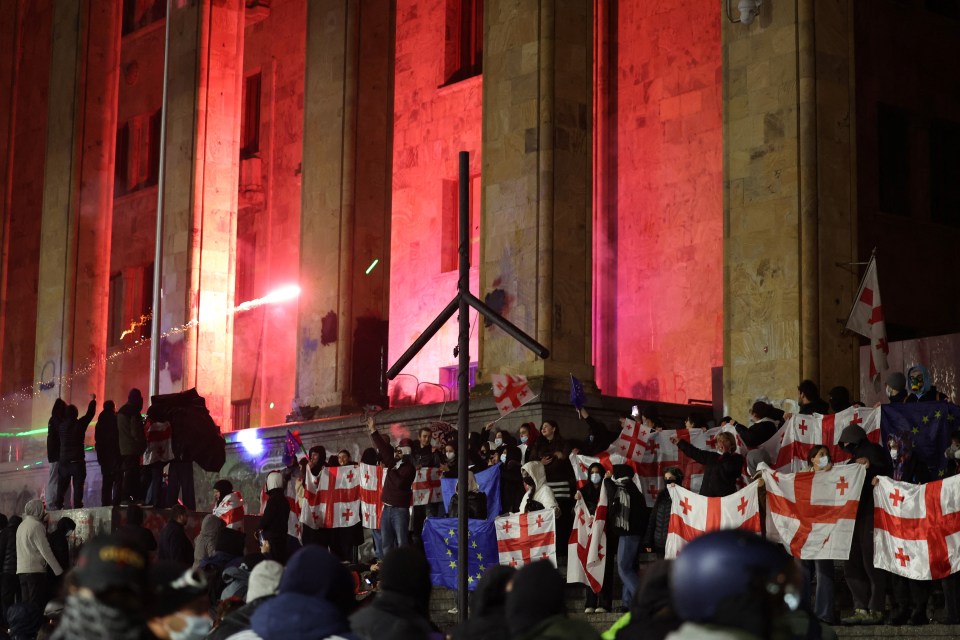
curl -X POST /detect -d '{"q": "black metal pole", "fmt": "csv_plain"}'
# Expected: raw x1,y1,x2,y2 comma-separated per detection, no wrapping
456,151,470,621
384,296,459,379
462,292,549,358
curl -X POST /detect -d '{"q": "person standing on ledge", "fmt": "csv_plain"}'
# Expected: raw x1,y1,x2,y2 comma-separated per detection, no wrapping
117,388,146,505
367,414,416,556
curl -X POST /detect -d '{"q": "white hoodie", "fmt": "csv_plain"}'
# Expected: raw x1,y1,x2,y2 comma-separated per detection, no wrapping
518,460,559,515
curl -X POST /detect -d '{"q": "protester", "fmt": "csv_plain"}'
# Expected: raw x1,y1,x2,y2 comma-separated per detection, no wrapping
518,460,559,515
207,559,282,639
673,431,742,497
50,534,150,640
0,515,22,628
359,446,384,560
212,479,245,530
667,530,805,640
45,400,66,509
837,423,891,625
46,517,75,594
194,514,225,570
612,560,682,640
367,415,416,555
116,505,157,556
499,444,525,514
527,421,574,544
411,427,441,550
16,500,62,610
56,395,97,509
640,406,665,432
905,364,949,403
828,386,852,413
258,472,290,564
644,466,683,559
337,449,353,466
158,504,194,568
605,464,648,612
299,445,332,550
797,380,830,415
351,546,440,639
735,401,780,475
447,471,487,520
145,563,212,640
576,462,613,613
166,414,196,510
885,372,909,404
802,445,837,625
450,565,515,640
505,560,600,639
577,408,620,456
117,388,146,505
94,400,121,507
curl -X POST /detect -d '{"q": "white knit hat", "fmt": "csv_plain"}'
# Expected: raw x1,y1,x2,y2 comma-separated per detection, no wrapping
246,560,284,603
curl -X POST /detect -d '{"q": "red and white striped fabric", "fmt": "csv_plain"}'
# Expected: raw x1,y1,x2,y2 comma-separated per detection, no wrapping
665,481,761,558
874,475,960,580
761,463,864,559
359,462,384,529
142,420,173,466
213,491,245,530
567,482,608,592
300,465,361,530
412,467,443,506
569,452,645,496
771,407,880,472
496,508,557,568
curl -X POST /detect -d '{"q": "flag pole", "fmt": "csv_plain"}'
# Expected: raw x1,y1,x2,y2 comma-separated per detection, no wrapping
843,249,877,332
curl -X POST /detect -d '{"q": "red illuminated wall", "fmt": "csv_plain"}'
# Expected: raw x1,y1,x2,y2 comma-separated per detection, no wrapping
388,0,482,402
594,2,723,403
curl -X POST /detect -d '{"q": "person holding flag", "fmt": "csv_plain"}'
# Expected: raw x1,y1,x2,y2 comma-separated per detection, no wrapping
574,461,613,613
527,421,575,545
367,414,417,556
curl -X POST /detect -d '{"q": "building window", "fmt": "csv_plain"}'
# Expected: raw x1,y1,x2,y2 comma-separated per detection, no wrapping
877,103,910,217
443,0,483,85
930,118,960,227
439,362,479,400
240,73,262,159
122,0,166,36
114,110,161,197
235,210,257,302
440,174,481,273
108,273,124,347
232,399,251,431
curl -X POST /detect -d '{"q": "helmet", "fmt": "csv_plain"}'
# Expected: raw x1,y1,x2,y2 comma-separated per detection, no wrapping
671,529,793,623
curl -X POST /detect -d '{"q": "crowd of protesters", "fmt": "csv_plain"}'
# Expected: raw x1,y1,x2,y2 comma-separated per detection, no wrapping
0,363,950,639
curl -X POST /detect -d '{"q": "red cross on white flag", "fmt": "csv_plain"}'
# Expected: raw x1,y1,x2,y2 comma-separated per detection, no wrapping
490,373,536,417
845,254,888,383
567,482,608,593
771,406,881,472
664,481,761,558
495,508,557,568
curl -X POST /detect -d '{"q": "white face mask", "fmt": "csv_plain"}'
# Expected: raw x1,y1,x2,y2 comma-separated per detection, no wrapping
520,435,528,444
590,473,602,485
816,456,830,469
890,448,899,460
500,453,507,464
446,451,455,461
494,438,503,448
169,615,212,640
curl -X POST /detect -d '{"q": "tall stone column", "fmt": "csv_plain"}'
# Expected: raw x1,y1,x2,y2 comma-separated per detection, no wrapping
479,0,594,389
723,0,859,410
32,0,121,424
158,0,244,429
296,0,393,413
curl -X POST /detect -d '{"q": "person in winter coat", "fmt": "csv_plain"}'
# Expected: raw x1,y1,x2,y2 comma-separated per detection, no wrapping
575,462,614,613
207,559,282,640
367,415,417,556
350,546,442,640
158,504,194,568
194,514,225,569
518,461,559,515
644,466,683,559
527,421,575,543
801,445,837,625
577,408,621,455
0,515,21,628
505,560,600,640
905,363,949,403
517,422,539,463
116,504,157,556
447,471,487,520
258,471,291,565
673,431,743,497
451,565,515,640
613,559,682,640
46,517,75,594
605,464,649,612
94,400,121,506
16,499,62,610
56,395,97,509
735,402,780,475
884,372,909,404
499,445,525,515
837,423,891,625
117,388,146,505
46,399,66,509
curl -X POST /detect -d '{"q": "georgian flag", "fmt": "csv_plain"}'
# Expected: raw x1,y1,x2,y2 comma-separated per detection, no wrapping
142,420,173,466
567,482,608,592
412,467,443,506
213,491,245,530
300,465,361,530
495,508,557,568
845,254,888,382
760,462,864,559
772,407,880,472
359,462,385,529
259,475,302,538
665,481,761,558
874,475,960,580
490,373,536,417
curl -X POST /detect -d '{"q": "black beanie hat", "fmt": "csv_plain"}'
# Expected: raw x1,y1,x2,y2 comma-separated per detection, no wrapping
378,547,432,613
506,560,566,636
214,479,233,496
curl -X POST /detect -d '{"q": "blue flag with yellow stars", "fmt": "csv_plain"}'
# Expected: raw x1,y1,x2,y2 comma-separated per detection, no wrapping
881,402,958,480
441,462,500,519
422,517,498,591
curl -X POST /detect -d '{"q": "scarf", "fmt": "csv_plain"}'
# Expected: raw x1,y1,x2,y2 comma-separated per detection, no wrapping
51,594,145,640
613,477,631,531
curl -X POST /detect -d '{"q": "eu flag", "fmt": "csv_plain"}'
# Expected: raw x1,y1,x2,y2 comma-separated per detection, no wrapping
881,402,959,479
441,463,501,519
570,374,586,410
422,518,498,591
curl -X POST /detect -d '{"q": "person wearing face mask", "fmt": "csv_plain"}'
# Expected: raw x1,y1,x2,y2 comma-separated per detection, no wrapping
836,423,891,625
499,445,525,514
440,442,458,478
518,460,559,516
883,372,909,404
527,421,575,545
802,446,837,625
146,563,213,640
904,364,949,403
643,467,684,559
604,464,649,612
517,422,539,463
367,415,417,556
574,463,614,613
672,431,743,498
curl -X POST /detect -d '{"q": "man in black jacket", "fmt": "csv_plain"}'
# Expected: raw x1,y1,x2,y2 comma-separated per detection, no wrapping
56,395,97,509
838,424,892,625
158,505,194,568
674,431,743,498
46,399,66,510
367,415,416,556
604,464,649,612
95,400,121,506
797,379,830,415
735,401,781,475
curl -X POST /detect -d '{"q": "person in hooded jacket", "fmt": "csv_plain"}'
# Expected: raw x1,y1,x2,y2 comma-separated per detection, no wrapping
95,400,121,507
498,444,525,515
207,559,282,640
0,515,22,627
258,472,290,565
576,408,622,456
505,560,600,640
450,565,515,640
350,546,442,640
16,499,62,610
46,399,66,510
576,462,614,613
905,364,949,403
527,421,575,545
447,471,487,520
56,395,97,509
47,517,75,594
117,388,146,505
884,372,909,404
643,466,683,559
604,464,648,612
518,461,559,515
837,423,891,625
194,514,226,570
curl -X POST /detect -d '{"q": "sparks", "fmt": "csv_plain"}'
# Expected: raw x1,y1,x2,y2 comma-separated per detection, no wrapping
233,284,302,313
